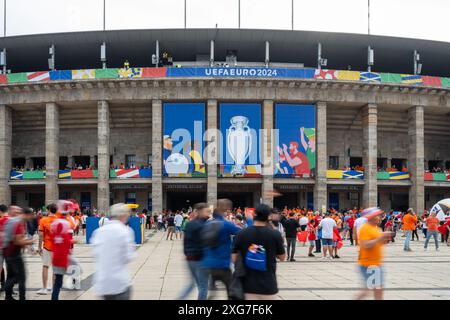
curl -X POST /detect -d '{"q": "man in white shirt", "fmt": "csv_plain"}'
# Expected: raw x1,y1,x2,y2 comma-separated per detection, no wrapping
174,212,183,239
91,203,137,300
353,211,369,246
318,212,337,259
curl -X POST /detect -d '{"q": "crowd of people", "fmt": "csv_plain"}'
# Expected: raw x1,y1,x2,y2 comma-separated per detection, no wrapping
1,200,449,301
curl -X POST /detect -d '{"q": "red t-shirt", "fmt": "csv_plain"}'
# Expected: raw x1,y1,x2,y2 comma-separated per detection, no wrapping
291,151,310,175
307,223,316,241
3,219,25,257
51,219,72,269
347,217,355,229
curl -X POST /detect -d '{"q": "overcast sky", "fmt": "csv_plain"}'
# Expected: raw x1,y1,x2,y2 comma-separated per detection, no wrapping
3,0,450,42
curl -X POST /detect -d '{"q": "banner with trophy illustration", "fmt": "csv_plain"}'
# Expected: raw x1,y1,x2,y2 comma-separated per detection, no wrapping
275,104,316,178
163,103,206,177
219,103,262,177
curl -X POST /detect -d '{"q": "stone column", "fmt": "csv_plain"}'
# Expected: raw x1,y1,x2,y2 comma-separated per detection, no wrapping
97,100,110,214
45,103,59,205
206,99,218,207
0,105,12,205
314,101,327,212
408,106,425,214
362,103,378,208
261,100,274,207
151,100,163,213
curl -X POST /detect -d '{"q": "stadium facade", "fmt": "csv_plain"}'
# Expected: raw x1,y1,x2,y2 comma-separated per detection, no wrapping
1,29,450,214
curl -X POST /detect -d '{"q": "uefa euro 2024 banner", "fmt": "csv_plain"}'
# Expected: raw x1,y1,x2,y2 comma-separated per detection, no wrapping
275,104,316,178
163,103,206,177
219,103,262,177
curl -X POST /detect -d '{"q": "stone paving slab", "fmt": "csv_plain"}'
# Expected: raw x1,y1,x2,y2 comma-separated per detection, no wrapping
2,229,449,300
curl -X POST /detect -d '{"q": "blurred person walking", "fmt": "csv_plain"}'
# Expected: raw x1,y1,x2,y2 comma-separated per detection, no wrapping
178,203,211,300
353,211,368,246
166,213,176,240
355,208,393,300
174,211,183,240
403,208,418,252
202,199,241,299
0,204,9,292
50,201,74,300
232,204,286,300
91,203,137,300
37,203,57,295
2,206,34,300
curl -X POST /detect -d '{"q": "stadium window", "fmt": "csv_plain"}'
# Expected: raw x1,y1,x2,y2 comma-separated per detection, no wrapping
31,157,45,170
12,157,25,169
329,156,339,169
391,158,406,170
125,154,136,168
446,161,450,170
377,158,387,170
349,157,362,168
59,156,68,170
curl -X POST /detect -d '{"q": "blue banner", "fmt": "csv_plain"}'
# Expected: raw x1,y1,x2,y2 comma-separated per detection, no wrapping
219,103,261,176
163,103,206,177
275,104,316,178
167,67,315,79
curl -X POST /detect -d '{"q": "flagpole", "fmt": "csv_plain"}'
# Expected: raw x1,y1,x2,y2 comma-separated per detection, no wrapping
368,0,370,35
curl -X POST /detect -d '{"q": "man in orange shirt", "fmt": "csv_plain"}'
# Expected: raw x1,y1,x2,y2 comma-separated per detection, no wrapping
355,208,393,300
402,208,418,252
424,211,440,251
37,203,57,295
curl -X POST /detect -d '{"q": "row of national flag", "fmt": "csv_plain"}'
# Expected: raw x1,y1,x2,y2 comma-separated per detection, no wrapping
1,67,450,88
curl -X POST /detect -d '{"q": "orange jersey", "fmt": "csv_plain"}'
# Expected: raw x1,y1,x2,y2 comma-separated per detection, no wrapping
38,214,56,251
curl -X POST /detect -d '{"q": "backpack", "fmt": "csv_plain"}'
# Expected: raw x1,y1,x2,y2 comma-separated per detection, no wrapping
202,219,223,248
244,244,267,271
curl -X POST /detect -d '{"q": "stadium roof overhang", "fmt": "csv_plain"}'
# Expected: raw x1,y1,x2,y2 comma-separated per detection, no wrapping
2,28,450,77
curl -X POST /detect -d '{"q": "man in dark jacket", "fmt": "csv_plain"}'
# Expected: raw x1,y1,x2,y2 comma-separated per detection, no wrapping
178,203,211,300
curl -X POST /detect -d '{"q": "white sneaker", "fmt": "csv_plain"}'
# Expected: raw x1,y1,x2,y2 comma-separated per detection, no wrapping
321,256,326,260
36,288,48,295
327,256,333,260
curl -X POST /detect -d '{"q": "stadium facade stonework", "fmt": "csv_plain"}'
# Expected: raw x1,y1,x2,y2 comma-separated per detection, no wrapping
1,77,450,213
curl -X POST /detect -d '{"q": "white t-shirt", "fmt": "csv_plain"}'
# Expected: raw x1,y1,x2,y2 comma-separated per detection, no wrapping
299,216,309,226
174,214,183,227
354,217,368,232
318,217,337,239
157,214,163,223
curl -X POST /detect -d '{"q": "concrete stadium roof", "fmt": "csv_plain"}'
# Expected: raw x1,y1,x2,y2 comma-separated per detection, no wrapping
2,28,450,77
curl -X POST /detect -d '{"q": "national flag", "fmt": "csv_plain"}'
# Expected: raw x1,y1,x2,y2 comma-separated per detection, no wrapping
424,172,434,181
58,170,71,179
0,74,6,84
115,169,140,178
27,71,50,82
314,69,338,80
336,70,360,81
388,171,410,180
23,171,45,179
421,76,442,87
10,171,23,180
118,68,143,78
138,168,152,178
381,73,402,84
72,69,96,80
326,170,343,179
142,67,167,78
360,72,381,83
441,77,450,88
50,70,72,80
401,74,423,85
343,170,364,179
71,170,95,179
431,173,447,181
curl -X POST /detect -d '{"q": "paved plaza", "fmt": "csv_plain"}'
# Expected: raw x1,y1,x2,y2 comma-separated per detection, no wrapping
4,230,450,300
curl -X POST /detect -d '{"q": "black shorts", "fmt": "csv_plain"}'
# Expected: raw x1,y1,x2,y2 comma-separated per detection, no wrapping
82,224,86,229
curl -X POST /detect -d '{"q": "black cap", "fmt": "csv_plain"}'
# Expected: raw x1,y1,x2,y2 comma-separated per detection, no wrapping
254,204,271,222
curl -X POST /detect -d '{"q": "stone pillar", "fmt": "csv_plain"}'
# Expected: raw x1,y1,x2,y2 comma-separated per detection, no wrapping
151,100,163,213
261,100,274,207
97,100,110,214
362,103,378,208
206,99,218,207
0,105,12,205
408,106,425,214
45,103,59,205
314,101,327,212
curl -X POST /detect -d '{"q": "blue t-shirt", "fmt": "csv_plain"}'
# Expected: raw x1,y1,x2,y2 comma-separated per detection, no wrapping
202,214,241,269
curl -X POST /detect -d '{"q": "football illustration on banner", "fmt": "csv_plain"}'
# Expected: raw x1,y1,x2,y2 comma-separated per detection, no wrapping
165,153,189,174
227,115,252,175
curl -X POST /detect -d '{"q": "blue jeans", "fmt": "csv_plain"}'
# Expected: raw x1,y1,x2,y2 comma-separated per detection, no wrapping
424,230,439,249
178,260,208,300
404,230,412,250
